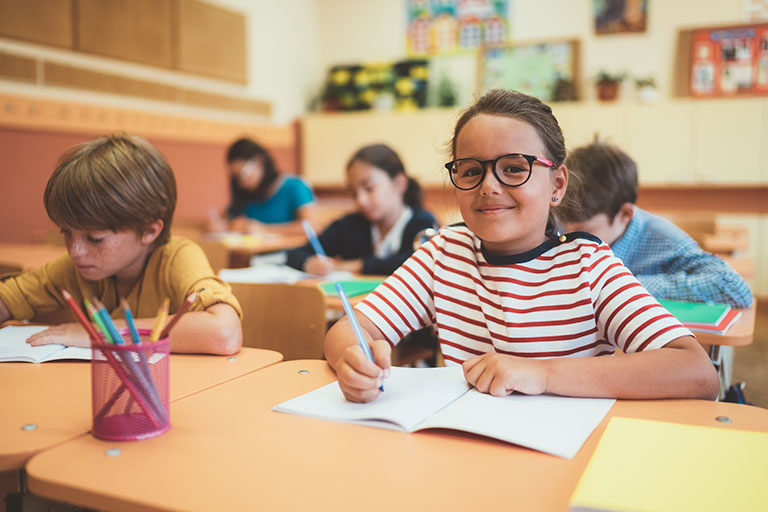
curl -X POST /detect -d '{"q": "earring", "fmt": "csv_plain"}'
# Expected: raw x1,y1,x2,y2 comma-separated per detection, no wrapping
551,196,559,203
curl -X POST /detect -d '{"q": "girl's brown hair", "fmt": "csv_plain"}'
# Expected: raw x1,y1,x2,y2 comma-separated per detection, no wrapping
450,89,578,237
44,134,177,245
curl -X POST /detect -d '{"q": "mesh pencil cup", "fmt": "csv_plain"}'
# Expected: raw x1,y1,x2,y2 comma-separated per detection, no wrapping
91,328,170,441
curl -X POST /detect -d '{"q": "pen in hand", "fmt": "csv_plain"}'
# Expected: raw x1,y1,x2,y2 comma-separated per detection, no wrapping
335,282,383,392
302,220,327,258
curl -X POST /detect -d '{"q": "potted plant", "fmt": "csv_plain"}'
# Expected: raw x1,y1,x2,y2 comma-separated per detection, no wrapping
634,76,658,103
595,70,627,101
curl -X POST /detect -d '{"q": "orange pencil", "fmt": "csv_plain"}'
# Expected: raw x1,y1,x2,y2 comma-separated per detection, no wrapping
158,289,199,340
149,298,170,342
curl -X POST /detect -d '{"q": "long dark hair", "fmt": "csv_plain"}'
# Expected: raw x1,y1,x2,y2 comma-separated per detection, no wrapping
450,89,574,238
346,143,423,208
226,138,280,218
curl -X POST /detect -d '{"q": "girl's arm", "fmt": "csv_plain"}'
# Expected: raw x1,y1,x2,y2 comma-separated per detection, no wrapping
28,303,242,355
0,298,11,323
463,336,719,400
325,311,392,403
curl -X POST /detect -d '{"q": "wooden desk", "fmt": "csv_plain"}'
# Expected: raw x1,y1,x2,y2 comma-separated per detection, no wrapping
26,360,768,512
0,348,282,471
204,233,306,268
694,303,756,348
0,244,67,273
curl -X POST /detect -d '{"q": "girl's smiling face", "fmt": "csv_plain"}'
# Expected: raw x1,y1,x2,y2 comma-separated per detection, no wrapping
453,114,568,255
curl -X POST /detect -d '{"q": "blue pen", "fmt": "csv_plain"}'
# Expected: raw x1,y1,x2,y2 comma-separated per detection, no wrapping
335,282,383,392
302,220,327,257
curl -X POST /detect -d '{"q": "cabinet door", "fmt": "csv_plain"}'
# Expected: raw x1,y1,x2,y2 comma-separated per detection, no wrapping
627,102,693,185
691,98,764,184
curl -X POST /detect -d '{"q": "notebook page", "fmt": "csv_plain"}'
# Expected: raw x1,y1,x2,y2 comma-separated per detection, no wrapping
273,366,470,431
0,325,61,362
417,390,615,459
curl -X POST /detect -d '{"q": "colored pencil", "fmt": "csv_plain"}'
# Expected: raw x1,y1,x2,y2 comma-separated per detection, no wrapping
302,220,327,257
149,298,170,342
120,298,142,345
335,282,383,392
158,289,199,340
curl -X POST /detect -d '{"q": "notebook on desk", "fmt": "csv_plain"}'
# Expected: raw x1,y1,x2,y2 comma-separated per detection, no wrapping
570,417,768,511
273,366,615,459
0,325,91,363
319,278,384,297
658,299,741,335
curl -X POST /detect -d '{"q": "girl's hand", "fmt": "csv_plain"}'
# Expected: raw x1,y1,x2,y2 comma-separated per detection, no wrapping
304,255,335,276
334,339,391,403
463,353,548,396
27,323,91,348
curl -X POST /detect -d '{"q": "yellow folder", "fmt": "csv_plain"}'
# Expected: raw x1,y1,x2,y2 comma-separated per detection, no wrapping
570,417,768,511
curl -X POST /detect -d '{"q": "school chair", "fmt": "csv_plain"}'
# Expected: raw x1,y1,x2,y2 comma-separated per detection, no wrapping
198,240,230,274
228,282,326,360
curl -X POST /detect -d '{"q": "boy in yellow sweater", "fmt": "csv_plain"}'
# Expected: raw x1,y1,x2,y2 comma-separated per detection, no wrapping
0,134,242,355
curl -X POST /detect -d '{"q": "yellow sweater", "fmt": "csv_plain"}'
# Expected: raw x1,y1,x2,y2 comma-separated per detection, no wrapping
0,236,241,321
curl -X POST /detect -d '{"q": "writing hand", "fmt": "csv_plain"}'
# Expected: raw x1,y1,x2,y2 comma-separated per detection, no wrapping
334,339,391,403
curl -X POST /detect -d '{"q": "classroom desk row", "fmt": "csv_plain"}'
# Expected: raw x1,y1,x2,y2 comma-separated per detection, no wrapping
15,359,768,512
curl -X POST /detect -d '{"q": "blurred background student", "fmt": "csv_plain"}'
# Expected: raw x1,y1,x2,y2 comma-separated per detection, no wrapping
208,137,318,235
286,143,437,276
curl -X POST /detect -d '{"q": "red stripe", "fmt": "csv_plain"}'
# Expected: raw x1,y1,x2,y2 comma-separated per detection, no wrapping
370,288,418,333
491,325,598,344
436,305,594,330
438,323,494,345
381,279,423,327
595,281,644,323
636,325,684,352
442,353,467,365
433,270,593,302
361,301,400,346
600,290,651,337
613,303,664,349
626,313,678,352
440,338,486,357
494,339,603,358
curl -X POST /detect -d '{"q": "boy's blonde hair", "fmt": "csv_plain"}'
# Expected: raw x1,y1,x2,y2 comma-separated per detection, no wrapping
44,134,177,245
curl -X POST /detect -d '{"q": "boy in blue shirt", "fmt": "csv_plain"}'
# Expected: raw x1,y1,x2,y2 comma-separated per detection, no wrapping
560,141,753,309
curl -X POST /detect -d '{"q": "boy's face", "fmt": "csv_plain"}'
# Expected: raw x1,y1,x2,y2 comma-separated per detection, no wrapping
61,226,157,284
453,114,567,255
347,160,406,225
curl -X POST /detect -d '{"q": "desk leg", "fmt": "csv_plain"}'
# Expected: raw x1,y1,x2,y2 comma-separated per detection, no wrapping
708,345,731,401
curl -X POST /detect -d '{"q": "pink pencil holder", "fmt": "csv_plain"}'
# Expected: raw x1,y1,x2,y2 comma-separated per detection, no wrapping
91,328,170,441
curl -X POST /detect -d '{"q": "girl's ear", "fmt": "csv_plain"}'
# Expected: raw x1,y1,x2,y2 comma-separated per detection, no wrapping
551,164,569,201
141,220,164,245
394,173,408,196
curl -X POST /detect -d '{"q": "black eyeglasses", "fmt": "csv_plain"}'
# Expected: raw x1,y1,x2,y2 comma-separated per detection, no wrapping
444,153,556,191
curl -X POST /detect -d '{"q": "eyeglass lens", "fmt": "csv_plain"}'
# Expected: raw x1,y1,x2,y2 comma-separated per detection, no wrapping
450,154,531,189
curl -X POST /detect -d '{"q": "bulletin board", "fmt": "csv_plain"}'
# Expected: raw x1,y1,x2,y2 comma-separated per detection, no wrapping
689,23,768,97
478,39,580,102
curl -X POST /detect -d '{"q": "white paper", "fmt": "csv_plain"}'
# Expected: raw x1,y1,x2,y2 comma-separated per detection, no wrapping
418,390,615,459
273,365,614,459
219,264,355,284
0,325,91,363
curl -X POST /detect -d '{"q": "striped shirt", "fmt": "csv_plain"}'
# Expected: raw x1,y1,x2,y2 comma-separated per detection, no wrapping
356,224,693,366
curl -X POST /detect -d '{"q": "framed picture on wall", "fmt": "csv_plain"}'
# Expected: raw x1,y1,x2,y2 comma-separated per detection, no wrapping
593,0,648,35
689,23,768,97
478,39,581,102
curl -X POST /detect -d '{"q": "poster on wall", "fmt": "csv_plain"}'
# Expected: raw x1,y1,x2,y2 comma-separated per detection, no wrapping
593,0,648,34
690,23,768,97
407,0,509,56
479,40,580,102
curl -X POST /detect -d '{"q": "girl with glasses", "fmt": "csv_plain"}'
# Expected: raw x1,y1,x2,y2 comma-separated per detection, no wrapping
324,89,718,403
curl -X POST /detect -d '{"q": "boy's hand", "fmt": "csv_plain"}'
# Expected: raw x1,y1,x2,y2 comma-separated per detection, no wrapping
334,339,391,403
463,353,548,396
26,323,91,348
304,255,335,276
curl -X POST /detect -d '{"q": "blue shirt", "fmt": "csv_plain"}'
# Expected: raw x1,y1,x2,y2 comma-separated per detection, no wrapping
609,208,753,308
242,176,315,224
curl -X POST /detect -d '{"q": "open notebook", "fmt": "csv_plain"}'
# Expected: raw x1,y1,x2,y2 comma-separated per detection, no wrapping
274,366,615,459
0,325,92,363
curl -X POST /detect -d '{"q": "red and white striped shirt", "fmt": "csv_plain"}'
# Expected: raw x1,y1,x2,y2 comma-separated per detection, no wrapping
356,225,692,366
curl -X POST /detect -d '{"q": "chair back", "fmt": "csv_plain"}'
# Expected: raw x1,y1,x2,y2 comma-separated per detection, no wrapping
229,282,326,360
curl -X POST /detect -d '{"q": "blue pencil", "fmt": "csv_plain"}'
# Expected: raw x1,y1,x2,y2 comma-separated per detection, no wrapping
302,220,327,257
335,282,383,392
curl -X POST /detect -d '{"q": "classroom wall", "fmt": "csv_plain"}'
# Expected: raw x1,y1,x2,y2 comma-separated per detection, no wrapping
315,0,746,105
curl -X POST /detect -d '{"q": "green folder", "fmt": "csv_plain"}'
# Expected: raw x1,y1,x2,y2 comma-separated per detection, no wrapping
657,299,729,325
320,279,384,298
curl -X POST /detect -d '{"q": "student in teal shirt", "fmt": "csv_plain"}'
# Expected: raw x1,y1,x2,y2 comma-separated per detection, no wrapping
211,138,318,235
